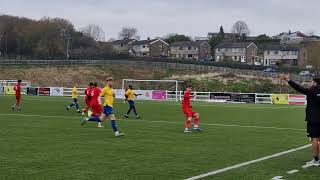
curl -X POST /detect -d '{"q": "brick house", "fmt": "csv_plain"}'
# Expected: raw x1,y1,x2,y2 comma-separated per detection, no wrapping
262,45,300,66
170,40,211,60
130,39,169,57
214,42,258,63
111,39,136,53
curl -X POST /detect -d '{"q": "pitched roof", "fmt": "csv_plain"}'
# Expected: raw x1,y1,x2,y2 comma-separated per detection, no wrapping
170,40,210,47
112,39,136,45
215,42,255,48
131,39,156,45
262,45,300,51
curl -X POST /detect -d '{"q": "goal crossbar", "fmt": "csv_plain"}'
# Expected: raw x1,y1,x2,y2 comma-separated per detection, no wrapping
122,79,182,101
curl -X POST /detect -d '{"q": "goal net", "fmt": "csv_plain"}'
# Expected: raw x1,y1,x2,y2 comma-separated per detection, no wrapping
121,79,182,101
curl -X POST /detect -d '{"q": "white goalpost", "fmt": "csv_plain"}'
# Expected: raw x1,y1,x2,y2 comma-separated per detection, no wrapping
122,79,181,101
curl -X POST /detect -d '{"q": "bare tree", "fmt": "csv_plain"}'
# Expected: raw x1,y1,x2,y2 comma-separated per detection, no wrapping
231,21,250,37
118,27,138,40
81,24,105,41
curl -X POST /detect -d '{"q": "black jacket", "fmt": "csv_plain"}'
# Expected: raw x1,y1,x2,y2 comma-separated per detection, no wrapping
288,80,320,123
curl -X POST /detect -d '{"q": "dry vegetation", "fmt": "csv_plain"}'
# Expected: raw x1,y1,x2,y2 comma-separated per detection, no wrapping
0,65,294,93
0,65,167,88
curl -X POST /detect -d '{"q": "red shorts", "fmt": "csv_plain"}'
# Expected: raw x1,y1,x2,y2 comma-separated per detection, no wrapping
91,104,102,116
183,108,196,117
85,99,91,107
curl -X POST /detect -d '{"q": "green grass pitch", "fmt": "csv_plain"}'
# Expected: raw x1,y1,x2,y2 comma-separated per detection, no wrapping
0,95,319,180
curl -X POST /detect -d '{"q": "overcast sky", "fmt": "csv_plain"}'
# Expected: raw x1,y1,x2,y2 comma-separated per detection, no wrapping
1,0,319,40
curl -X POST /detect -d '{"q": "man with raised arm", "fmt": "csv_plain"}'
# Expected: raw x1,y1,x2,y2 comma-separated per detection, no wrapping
281,74,320,166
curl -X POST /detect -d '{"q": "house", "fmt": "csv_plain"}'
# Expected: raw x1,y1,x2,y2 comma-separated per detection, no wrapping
111,39,136,53
272,31,308,44
262,45,300,66
214,42,258,63
298,41,320,68
170,40,211,60
130,38,169,57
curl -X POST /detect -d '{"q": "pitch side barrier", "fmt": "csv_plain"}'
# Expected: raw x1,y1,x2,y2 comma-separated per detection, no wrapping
0,87,307,105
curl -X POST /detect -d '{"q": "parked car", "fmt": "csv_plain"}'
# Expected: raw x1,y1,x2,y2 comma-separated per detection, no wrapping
299,71,311,77
254,62,262,66
263,68,276,72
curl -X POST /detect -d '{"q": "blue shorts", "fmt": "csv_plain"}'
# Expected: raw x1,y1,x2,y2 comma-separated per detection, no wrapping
128,100,135,107
73,98,78,103
103,106,114,116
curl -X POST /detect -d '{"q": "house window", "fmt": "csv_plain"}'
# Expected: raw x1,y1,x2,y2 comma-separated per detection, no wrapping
179,47,183,50
121,44,124,47
274,50,279,55
142,45,146,48
188,47,192,50
142,53,147,56
159,46,163,51
188,54,193,58
293,59,298,65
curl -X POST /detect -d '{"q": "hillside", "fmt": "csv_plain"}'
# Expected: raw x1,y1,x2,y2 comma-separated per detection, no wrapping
0,65,297,93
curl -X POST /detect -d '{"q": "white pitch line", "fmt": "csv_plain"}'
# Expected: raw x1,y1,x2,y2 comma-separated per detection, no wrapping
185,144,311,180
287,169,299,174
0,113,305,132
302,164,314,169
272,176,286,180
271,176,286,180
1,96,305,109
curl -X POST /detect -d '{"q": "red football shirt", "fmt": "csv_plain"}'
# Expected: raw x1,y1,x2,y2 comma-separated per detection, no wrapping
90,87,101,106
84,87,93,100
182,91,191,109
14,83,21,97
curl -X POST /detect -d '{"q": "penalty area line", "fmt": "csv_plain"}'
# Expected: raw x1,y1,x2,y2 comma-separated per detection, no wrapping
0,113,305,131
185,144,311,180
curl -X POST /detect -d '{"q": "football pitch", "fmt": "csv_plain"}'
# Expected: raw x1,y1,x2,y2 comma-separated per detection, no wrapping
0,96,319,180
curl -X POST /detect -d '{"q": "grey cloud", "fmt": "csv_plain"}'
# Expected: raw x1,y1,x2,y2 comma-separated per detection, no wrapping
0,0,319,39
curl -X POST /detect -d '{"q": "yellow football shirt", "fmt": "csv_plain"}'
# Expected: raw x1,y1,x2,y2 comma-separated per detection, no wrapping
100,86,114,107
71,87,78,99
126,89,136,101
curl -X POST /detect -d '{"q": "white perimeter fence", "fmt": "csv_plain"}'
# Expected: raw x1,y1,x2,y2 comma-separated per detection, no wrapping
0,85,307,105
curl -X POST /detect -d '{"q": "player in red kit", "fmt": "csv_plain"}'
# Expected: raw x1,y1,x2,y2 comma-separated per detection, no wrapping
182,84,202,133
81,82,103,128
12,80,22,111
82,82,94,115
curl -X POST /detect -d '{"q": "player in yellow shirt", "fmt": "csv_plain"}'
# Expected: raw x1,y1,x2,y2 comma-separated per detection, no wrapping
99,77,125,137
125,85,141,119
67,83,80,113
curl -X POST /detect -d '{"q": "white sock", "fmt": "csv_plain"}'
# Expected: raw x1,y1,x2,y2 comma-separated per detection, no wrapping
115,131,120,136
194,125,199,128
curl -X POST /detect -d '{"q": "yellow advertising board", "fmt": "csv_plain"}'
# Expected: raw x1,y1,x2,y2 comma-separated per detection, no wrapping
271,94,289,105
4,86,15,95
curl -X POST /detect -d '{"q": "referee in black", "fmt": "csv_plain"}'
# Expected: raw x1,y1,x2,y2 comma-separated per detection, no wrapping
281,74,320,166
